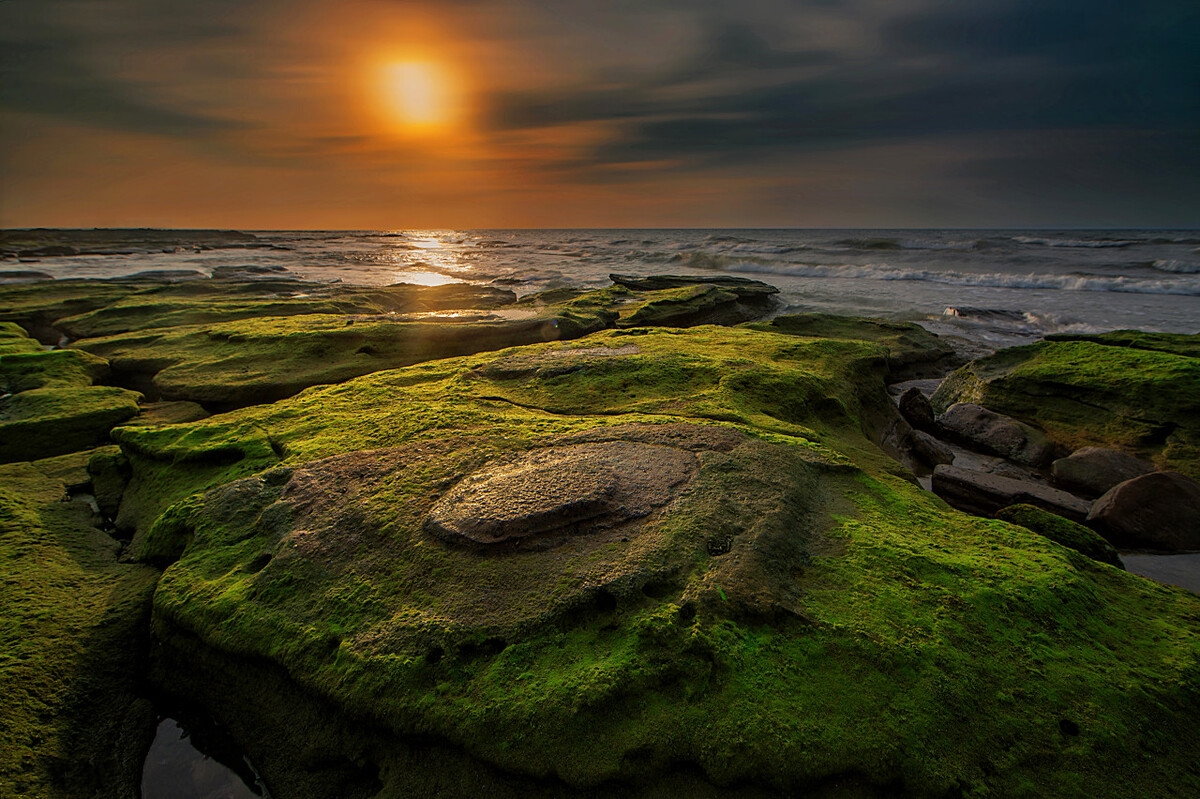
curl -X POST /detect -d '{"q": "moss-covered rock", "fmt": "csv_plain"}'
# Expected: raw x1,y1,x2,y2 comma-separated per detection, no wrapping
53,281,519,339
0,325,144,463
0,322,45,355
0,461,160,798
111,325,1200,797
0,275,518,341
995,503,1124,568
747,313,963,379
0,347,110,393
1,386,142,463
930,337,1200,478
1047,329,1200,360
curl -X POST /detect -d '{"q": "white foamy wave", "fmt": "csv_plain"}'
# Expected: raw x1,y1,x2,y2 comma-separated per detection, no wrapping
722,261,1200,296
1012,236,1134,248
1153,259,1200,274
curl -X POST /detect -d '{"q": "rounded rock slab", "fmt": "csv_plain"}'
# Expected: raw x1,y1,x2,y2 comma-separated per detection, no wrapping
424,441,698,545
1088,471,1200,551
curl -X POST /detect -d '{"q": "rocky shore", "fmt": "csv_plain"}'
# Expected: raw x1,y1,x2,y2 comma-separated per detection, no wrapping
2,272,1198,798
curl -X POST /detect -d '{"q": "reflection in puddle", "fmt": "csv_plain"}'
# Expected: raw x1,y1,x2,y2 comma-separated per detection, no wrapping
141,717,267,799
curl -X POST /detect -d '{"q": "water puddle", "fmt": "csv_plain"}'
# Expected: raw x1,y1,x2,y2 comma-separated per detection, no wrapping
141,717,268,799
1121,553,1200,594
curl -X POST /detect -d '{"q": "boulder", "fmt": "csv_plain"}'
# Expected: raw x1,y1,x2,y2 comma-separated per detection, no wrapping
898,387,937,432
932,464,1091,522
1088,472,1200,551
1051,447,1156,498
936,402,1055,466
929,337,1200,479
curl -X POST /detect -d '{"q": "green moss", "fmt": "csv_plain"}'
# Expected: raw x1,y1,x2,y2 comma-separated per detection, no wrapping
0,277,519,340
1046,330,1200,360
0,462,159,798
995,504,1124,569
0,348,109,393
0,386,142,463
119,325,1199,796
747,313,962,377
617,285,741,327
52,281,519,339
931,340,1200,477
0,322,43,355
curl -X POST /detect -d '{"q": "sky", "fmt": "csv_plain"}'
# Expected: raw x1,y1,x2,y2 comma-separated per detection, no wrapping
2,0,1198,229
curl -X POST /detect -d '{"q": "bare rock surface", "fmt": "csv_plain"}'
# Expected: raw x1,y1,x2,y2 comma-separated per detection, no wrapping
932,464,1091,522
898,387,937,432
1051,446,1156,498
1088,471,1200,551
911,430,954,467
425,441,698,545
936,402,1055,466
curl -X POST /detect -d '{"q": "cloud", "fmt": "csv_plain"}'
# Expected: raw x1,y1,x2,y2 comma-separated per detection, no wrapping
0,0,258,136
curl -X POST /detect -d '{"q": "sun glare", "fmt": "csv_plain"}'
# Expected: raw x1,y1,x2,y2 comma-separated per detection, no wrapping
382,61,454,129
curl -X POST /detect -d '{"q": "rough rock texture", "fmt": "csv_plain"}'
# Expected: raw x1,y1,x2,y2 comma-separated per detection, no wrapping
0,461,159,798
930,336,1200,478
609,273,780,298
0,326,142,463
996,504,1124,569
7,287,1200,799
932,464,1091,522
898,386,937,432
910,429,954,467
425,442,697,545
1051,446,1157,498
750,313,963,380
1088,471,1200,551
936,402,1055,466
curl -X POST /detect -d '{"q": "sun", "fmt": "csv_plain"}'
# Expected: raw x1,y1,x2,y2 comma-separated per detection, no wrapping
381,60,456,130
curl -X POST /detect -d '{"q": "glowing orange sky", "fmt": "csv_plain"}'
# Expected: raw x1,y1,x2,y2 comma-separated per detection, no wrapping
2,0,1197,228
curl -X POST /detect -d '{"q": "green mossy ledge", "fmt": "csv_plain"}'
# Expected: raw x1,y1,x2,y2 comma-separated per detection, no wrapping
111,326,1200,797
930,335,1200,479
0,460,160,798
0,325,143,463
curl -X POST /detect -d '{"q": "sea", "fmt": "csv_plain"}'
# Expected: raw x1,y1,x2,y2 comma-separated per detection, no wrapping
4,228,1199,354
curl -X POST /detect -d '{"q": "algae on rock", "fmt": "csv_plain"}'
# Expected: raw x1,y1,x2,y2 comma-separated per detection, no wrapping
931,336,1200,478
113,325,1200,798
0,460,159,799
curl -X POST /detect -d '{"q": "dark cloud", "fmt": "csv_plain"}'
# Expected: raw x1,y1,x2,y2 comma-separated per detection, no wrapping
1,0,255,135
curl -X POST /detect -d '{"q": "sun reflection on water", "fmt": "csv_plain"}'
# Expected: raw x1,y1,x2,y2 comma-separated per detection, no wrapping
386,231,473,286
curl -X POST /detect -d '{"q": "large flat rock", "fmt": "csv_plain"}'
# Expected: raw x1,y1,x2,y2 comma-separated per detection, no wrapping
932,463,1092,522
424,441,698,545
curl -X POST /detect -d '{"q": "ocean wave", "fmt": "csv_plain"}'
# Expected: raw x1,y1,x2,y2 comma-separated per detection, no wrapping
722,261,1200,296
1011,236,1134,248
1153,259,1200,274
836,237,902,250
941,307,1101,335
